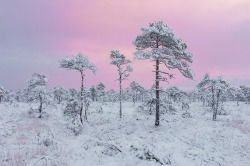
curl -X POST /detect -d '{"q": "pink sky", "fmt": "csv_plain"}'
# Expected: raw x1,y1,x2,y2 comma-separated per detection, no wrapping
0,0,250,91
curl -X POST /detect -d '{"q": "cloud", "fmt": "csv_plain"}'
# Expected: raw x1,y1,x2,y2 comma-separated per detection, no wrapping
0,0,250,91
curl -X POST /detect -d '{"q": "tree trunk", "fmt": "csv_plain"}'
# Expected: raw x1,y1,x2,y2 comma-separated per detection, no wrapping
38,94,43,118
211,87,216,121
80,71,84,124
84,98,88,121
119,75,122,119
155,60,160,126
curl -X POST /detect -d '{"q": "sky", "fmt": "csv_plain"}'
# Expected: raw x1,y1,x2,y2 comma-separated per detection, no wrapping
0,0,250,91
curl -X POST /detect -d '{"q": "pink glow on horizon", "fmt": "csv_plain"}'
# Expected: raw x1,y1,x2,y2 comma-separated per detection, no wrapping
0,0,250,91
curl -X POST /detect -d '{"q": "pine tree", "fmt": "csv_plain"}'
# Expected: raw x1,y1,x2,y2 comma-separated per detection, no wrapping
59,53,97,123
110,50,133,118
133,21,194,126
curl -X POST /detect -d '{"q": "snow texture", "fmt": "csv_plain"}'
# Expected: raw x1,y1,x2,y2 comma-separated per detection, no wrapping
0,101,249,166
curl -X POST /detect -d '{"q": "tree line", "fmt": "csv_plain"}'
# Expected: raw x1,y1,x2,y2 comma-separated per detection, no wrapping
1,21,250,128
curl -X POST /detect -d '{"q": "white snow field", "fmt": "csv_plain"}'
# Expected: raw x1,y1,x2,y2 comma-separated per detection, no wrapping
0,102,249,166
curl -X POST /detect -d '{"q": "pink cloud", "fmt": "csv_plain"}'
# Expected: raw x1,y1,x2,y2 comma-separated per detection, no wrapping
0,0,250,91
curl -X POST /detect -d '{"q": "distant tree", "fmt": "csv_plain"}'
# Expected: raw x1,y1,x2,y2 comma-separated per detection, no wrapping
96,82,106,102
27,73,49,118
187,90,198,103
107,89,117,102
166,86,183,102
227,87,245,106
197,73,229,120
133,21,194,126
129,81,145,104
52,86,67,104
239,86,250,104
110,50,133,118
89,86,98,102
0,86,3,103
0,86,9,103
66,88,79,100
0,86,14,104
15,88,30,103
97,82,106,92
59,53,97,123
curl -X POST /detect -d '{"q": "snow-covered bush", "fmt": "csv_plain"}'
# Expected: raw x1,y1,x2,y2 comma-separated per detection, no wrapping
63,96,83,135
130,145,171,165
138,96,176,115
63,98,80,119
37,129,54,147
67,116,82,135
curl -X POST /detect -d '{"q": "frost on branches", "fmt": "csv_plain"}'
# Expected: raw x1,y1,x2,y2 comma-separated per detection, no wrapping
59,53,98,123
110,50,133,118
197,73,230,120
133,21,194,126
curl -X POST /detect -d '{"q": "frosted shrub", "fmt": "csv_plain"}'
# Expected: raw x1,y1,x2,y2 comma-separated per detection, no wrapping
130,145,171,165
63,98,80,119
101,144,121,156
63,98,82,135
37,129,54,147
139,98,176,115
68,117,82,135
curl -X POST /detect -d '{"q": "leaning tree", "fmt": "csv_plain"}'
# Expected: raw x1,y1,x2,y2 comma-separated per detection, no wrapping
133,21,194,126
110,50,133,118
59,53,97,123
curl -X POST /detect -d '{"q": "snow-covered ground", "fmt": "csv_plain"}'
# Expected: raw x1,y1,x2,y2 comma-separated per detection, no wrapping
0,101,249,166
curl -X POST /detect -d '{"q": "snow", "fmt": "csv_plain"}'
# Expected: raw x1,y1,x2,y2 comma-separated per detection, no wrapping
0,101,249,166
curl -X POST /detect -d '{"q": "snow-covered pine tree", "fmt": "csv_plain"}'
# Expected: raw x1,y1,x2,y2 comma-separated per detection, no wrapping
197,73,230,120
27,73,49,118
110,50,133,118
59,53,97,123
133,21,194,126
